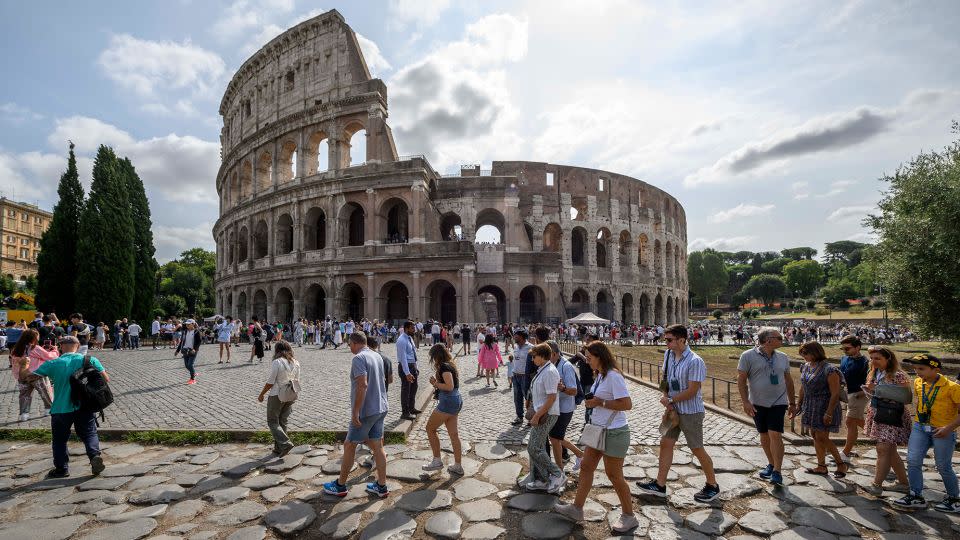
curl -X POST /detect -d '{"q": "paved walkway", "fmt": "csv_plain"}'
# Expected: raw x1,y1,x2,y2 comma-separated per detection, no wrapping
0,438,957,539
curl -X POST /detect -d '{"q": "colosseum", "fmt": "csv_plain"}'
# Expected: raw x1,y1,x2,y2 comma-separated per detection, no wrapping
213,10,688,326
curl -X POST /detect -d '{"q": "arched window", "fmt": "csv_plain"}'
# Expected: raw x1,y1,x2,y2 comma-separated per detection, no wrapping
276,214,293,254
543,223,562,252
253,220,269,259
571,227,587,266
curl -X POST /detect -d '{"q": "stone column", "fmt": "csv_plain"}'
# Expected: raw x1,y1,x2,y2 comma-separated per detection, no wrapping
461,266,474,323
247,216,255,269
325,276,336,318
365,272,376,319
410,183,424,243
297,129,306,181
266,284,275,323
365,188,376,245
268,208,276,262
328,136,342,171
293,281,303,320
293,202,302,257
504,196,520,252
272,140,279,189
251,153,259,198
507,276,519,323
545,273,561,321
410,271,422,320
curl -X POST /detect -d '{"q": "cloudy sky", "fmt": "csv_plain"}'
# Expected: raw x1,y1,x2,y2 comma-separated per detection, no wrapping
1,0,958,262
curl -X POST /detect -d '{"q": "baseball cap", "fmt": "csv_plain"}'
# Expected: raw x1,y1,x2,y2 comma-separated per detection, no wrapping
904,353,941,369
185,319,197,325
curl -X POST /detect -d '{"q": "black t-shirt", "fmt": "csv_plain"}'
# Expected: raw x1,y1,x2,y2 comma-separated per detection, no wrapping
438,363,459,390
573,352,594,389
461,325,471,340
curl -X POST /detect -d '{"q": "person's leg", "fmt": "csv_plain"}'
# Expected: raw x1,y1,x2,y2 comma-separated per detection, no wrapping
399,364,411,416
444,415,462,465
425,411,446,458
843,416,863,455
184,353,196,379
338,441,359,485
874,442,893,486
36,379,53,409
511,375,524,419
812,430,827,466
572,447,604,507
408,364,420,412
73,410,102,460
18,382,32,416
604,455,633,516
561,438,584,459
890,444,908,485
529,416,560,481
365,436,388,486
758,432,772,467
932,431,959,498
50,413,72,472
266,396,283,452
691,447,717,485
905,425,929,495
656,437,677,486
550,438,565,468
768,431,784,472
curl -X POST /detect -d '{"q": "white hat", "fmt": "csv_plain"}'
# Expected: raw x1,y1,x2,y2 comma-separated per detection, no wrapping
185,319,197,325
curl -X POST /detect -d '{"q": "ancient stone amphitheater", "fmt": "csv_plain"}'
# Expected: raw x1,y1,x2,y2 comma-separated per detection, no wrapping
213,10,687,326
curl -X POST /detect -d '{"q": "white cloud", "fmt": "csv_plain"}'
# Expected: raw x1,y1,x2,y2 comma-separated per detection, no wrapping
356,33,391,76
827,205,873,223
154,221,216,262
0,149,93,202
791,181,809,200
389,0,451,28
97,34,225,100
239,9,328,56
48,116,135,153
212,0,296,42
0,103,43,124
709,203,775,223
688,236,757,252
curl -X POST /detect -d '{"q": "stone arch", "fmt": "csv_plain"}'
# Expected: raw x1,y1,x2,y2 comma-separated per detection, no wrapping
227,230,236,265
340,282,364,321
654,293,665,325
637,233,649,268
274,287,294,324
253,219,269,259
519,285,545,323
596,289,613,320
477,285,506,323
543,222,562,252
570,197,587,221
440,212,463,241
654,239,663,277
618,230,632,268
344,120,367,167
596,227,612,268
621,293,634,323
240,160,252,200
304,207,327,250
426,279,457,324
276,213,294,254
256,150,273,191
237,291,247,321
666,296,675,325
304,284,326,320
380,280,409,323
306,130,329,175
675,249,682,283
339,202,365,247
277,139,297,184
639,292,651,325
229,171,241,208
475,208,505,244
665,242,673,282
522,223,534,251
380,197,409,243
253,289,268,322
238,226,249,261
571,226,587,266
570,288,590,317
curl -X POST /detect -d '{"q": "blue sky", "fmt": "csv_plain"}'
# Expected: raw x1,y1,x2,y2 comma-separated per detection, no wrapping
1,0,958,261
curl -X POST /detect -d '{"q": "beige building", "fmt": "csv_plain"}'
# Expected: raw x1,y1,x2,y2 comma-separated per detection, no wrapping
213,10,688,325
0,198,51,280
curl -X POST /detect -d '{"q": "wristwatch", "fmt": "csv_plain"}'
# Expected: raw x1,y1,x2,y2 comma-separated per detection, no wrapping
602,400,607,408
668,397,674,404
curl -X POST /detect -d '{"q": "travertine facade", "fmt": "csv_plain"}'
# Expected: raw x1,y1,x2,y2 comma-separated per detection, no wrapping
0,198,51,280
213,10,687,325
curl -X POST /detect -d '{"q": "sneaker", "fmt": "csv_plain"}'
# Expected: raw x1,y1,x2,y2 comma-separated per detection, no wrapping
447,463,465,475
526,479,549,491
693,483,721,503
758,464,774,480
611,513,640,534
553,502,584,522
635,480,668,498
277,443,294,457
18,413,29,422
187,379,196,385
547,472,566,494
45,468,70,479
511,417,523,426
422,458,444,471
864,484,884,496
934,497,960,513
359,458,373,468
888,483,910,493
517,472,534,487
322,480,348,497
572,456,582,473
770,471,783,486
365,481,389,498
90,455,105,476
891,492,926,509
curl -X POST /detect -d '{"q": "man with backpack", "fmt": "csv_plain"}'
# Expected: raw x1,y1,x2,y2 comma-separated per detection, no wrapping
546,340,584,471
16,335,109,478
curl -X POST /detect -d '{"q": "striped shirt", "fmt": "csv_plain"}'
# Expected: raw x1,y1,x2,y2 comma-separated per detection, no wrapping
662,346,706,414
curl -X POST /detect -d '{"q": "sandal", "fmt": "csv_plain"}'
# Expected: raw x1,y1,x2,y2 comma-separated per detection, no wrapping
834,463,848,479
805,465,829,475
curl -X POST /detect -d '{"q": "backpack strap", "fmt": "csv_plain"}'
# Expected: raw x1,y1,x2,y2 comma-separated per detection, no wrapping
83,355,91,369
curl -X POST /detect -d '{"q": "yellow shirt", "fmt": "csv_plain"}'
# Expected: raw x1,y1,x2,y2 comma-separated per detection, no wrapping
914,375,960,428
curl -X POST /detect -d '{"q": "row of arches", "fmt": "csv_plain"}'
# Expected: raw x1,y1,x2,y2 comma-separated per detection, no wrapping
551,224,684,281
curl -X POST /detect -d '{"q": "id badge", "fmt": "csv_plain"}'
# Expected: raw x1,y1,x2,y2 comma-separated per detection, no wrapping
769,374,779,385
922,424,934,433
670,379,681,392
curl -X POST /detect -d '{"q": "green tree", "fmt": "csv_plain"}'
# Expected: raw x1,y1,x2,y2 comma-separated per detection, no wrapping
157,294,187,317
156,248,217,316
24,275,38,294
0,275,16,297
868,121,960,350
75,146,135,323
760,257,792,275
823,240,868,266
781,247,817,260
35,142,85,315
687,250,729,307
782,259,822,297
821,280,859,307
712,309,723,320
120,158,159,324
740,273,787,306
849,259,878,297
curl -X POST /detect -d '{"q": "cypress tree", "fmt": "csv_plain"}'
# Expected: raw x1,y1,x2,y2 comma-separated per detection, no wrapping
75,146,135,323
119,157,158,323
35,142,85,314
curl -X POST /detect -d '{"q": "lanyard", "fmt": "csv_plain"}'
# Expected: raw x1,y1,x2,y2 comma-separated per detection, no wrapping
668,349,691,381
756,347,777,374
920,376,942,415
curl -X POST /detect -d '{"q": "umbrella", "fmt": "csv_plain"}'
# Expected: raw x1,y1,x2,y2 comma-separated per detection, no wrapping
565,312,610,324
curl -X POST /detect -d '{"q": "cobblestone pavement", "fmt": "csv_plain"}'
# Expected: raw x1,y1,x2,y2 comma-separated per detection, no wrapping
408,352,760,446
1,437,958,539
0,343,433,433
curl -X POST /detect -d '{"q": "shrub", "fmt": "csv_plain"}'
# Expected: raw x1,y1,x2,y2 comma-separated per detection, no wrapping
873,300,887,308
814,307,831,316
858,297,872,307
751,308,762,318
741,309,753,319
712,309,723,320
849,305,866,314
805,299,817,310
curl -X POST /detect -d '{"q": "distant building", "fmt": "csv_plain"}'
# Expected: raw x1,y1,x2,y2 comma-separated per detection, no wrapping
0,197,51,280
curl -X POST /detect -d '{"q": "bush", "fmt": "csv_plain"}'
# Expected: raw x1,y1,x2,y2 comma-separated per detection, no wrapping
712,309,723,320
741,309,753,319
858,297,872,307
751,308,762,318
849,305,866,314
805,299,817,309
873,300,887,308
815,307,832,316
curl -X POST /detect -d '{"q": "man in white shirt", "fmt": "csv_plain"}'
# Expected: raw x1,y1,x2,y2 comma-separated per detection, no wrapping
431,322,442,345
127,321,142,349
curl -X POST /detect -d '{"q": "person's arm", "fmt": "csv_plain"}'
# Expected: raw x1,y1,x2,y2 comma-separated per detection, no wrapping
737,371,755,416
532,393,557,424
352,375,367,427
933,386,960,438
258,383,273,401
399,337,412,378
669,380,702,404
824,371,841,424
435,370,455,392
785,372,797,416
558,364,577,396
17,357,43,383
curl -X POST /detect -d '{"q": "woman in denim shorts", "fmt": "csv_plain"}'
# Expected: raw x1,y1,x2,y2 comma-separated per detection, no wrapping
422,344,465,475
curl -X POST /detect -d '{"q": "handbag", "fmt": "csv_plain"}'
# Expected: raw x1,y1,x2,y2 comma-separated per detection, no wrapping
871,397,905,426
277,361,301,403
578,375,615,451
659,351,671,392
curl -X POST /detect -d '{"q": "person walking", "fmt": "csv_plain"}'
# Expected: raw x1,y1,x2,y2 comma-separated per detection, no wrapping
554,341,638,534
457,323,472,357
793,341,848,478
293,318,305,347
16,335,107,478
9,328,56,421
127,321,142,349
477,334,503,387
736,327,796,485
359,336,393,468
249,317,265,363
177,319,202,385
546,340,584,471
215,316,233,363
839,335,870,462
509,330,532,426
258,341,300,456
636,324,720,502
518,344,565,493
422,344,465,475
891,354,960,512
397,320,421,420
322,332,390,498
861,346,911,495
151,316,161,349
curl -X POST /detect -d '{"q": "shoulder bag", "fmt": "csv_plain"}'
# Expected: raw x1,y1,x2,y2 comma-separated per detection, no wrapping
579,375,615,452
277,361,301,402
659,351,671,392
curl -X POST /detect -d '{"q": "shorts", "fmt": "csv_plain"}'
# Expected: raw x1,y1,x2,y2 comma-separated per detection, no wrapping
437,390,463,415
218,339,230,344
549,411,574,440
663,412,705,449
753,404,787,433
346,412,388,443
846,391,868,420
603,425,631,458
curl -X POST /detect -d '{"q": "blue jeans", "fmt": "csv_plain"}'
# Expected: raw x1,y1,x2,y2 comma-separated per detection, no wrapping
907,422,959,497
183,353,197,379
51,410,101,471
512,373,530,420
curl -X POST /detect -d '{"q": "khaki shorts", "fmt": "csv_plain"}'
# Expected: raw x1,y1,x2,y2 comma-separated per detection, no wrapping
846,391,868,420
663,412,705,449
603,426,631,458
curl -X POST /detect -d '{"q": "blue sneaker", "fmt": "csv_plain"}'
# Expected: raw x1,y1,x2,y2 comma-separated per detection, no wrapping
770,471,783,486
758,464,774,480
322,480,348,497
366,481,389,498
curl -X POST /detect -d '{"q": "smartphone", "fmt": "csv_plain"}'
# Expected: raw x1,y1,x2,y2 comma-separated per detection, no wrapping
43,339,53,348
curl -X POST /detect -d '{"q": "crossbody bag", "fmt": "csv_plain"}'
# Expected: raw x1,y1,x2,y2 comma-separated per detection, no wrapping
579,375,615,452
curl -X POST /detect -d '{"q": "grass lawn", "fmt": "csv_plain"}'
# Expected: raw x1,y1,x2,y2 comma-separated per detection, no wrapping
755,309,900,320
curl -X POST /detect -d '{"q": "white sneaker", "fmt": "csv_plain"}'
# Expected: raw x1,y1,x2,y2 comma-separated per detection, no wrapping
517,472,534,487
447,463,465,475
612,513,640,533
18,413,29,422
572,456,582,472
553,502,584,522
422,458,443,471
526,479,549,491
547,472,566,494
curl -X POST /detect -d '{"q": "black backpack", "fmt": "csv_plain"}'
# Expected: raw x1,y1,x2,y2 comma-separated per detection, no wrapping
69,355,114,423
561,358,586,406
